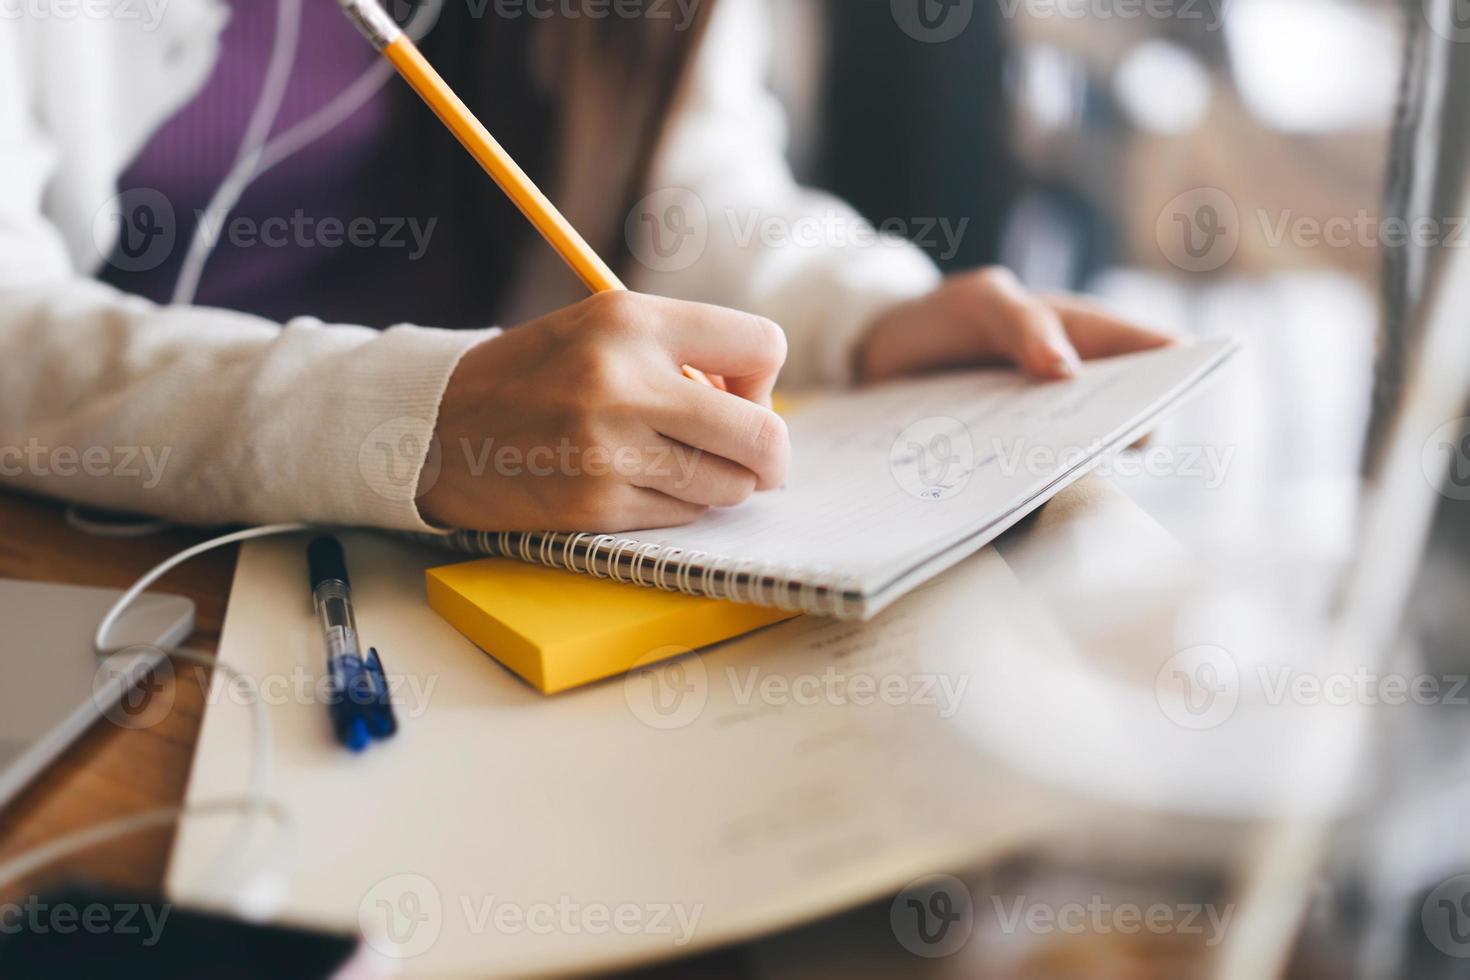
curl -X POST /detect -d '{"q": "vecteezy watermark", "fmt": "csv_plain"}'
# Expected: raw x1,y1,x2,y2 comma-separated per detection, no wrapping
358,874,703,961
1254,210,1470,252
454,439,703,485
0,439,172,490
1423,417,1470,501
0,895,172,947
990,437,1237,490
722,210,969,262
411,0,706,30
1254,666,1470,710
1154,645,1241,731
722,666,971,719
989,894,1234,948
191,210,437,261
359,421,709,504
92,653,440,732
1158,188,1470,274
624,653,972,731
92,646,176,732
1156,188,1241,274
891,875,975,958
996,0,1224,30
0,0,170,30
93,188,177,273
1424,874,1470,958
891,417,976,501
196,664,438,720
626,190,970,274
358,417,442,506
1155,645,1470,731
891,0,975,43
360,874,444,960
625,188,710,273
624,647,708,731
889,876,1234,959
92,190,438,273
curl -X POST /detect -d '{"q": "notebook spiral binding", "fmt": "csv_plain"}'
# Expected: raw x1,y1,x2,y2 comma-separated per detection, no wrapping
425,529,863,619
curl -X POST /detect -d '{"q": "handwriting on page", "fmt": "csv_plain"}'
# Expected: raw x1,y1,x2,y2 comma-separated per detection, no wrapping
616,344,1227,597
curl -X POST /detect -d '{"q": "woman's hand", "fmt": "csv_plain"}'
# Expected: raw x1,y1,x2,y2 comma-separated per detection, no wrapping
858,267,1175,384
420,292,790,533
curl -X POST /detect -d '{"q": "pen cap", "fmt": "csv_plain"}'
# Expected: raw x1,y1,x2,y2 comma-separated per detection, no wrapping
308,536,351,592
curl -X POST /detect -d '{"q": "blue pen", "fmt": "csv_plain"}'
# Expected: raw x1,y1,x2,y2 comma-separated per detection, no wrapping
308,536,397,752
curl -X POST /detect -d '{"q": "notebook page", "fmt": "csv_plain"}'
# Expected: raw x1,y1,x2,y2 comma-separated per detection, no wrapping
616,339,1236,597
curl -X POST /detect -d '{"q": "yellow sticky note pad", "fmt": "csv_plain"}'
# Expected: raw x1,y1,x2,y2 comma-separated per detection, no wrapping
426,559,801,694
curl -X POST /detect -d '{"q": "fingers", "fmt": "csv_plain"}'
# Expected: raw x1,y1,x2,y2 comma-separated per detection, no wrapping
968,270,1083,381
645,296,787,405
629,437,759,508
605,487,709,533
648,383,791,491
1044,294,1177,360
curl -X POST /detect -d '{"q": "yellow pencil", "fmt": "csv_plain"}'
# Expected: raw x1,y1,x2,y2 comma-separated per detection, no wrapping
340,0,723,389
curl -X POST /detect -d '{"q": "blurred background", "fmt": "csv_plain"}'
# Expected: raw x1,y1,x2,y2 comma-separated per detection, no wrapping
772,0,1399,564
676,3,1470,978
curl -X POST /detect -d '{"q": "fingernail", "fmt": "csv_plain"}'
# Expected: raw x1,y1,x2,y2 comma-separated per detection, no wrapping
1051,347,1083,378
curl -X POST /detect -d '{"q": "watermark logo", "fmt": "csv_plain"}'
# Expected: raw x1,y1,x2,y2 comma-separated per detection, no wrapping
1424,875,1470,958
191,210,437,260
724,210,967,261
624,658,971,730
991,894,1234,947
1423,418,1470,501
0,0,170,31
94,188,176,273
359,417,442,504
0,439,172,489
1157,188,1239,273
890,874,974,957
0,895,172,946
360,874,443,960
627,188,709,273
891,417,975,501
990,437,1237,490
891,0,974,43
1256,666,1470,708
471,0,704,30
995,0,1224,30
1257,210,1468,252
358,876,703,953
92,646,175,731
623,647,707,730
462,895,702,944
1154,645,1239,730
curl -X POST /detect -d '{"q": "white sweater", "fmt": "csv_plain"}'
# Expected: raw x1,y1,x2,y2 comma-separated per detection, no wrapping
0,0,940,531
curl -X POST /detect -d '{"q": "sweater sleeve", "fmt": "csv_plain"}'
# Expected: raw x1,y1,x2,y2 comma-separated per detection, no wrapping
625,0,943,391
0,22,491,531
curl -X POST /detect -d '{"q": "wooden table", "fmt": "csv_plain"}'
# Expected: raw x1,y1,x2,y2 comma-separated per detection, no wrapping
0,491,236,900
0,480,1233,979
0,489,755,976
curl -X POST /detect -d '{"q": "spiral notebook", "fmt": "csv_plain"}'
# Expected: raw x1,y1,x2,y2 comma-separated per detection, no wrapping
434,339,1238,620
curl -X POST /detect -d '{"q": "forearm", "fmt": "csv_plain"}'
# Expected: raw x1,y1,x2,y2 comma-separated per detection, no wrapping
0,279,492,530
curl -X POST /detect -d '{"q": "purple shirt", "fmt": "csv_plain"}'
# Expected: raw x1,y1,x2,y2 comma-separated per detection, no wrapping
100,0,490,329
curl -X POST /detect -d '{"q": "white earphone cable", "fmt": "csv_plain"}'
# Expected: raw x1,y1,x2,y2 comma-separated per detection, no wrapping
0,523,313,914
170,0,304,307
19,0,449,913
170,0,443,308
93,523,310,656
